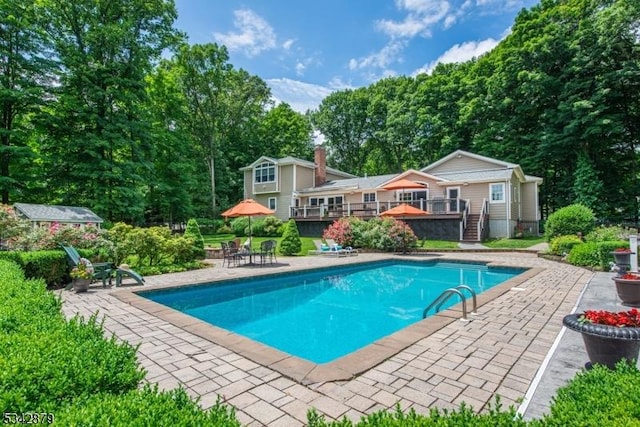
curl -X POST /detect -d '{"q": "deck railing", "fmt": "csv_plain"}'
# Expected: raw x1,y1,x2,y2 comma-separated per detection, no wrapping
290,199,466,219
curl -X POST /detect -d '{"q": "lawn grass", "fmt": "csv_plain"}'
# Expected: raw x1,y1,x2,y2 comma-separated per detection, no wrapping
203,234,546,255
483,236,546,249
203,234,316,256
419,240,459,249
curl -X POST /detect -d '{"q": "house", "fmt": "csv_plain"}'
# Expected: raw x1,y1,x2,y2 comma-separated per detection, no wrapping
14,203,104,228
241,148,542,241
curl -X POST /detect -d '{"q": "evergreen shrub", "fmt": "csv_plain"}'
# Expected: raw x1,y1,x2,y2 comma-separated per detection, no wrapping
55,386,241,426
549,235,583,256
184,218,205,259
544,204,595,241
280,219,302,255
566,242,600,267
542,362,640,427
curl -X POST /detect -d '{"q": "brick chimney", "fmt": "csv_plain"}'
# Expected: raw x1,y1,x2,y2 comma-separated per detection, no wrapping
314,145,327,186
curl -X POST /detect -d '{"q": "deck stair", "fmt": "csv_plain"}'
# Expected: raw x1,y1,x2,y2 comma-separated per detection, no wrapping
462,214,481,242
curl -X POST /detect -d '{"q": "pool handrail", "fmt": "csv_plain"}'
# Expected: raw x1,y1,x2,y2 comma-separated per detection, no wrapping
422,284,477,320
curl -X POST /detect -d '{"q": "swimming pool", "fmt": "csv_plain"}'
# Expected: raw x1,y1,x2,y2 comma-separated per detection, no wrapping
140,260,526,364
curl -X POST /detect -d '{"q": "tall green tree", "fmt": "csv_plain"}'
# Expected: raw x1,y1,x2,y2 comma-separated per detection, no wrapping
171,43,272,215
145,60,198,224
312,88,373,176
37,0,180,222
257,103,313,160
0,1,50,203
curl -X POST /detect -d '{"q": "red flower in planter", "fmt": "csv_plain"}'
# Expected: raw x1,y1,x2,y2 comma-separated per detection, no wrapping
620,273,640,280
614,248,633,253
580,308,640,327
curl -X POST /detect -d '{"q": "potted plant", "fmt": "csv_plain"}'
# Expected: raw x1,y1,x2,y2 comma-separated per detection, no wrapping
70,258,94,293
563,308,640,369
612,272,640,307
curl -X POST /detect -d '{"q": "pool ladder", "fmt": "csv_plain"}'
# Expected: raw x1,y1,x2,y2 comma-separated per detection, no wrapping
422,285,477,321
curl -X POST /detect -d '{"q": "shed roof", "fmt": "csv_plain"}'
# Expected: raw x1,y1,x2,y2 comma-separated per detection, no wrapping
14,203,104,224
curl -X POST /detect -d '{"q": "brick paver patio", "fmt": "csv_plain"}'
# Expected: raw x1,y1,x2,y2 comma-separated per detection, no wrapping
59,252,591,426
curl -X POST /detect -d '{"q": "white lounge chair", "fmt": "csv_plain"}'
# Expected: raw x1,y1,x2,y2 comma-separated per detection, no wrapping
309,239,347,257
325,239,358,256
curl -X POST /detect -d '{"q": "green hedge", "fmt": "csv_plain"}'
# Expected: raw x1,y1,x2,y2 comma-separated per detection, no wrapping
539,362,640,427
0,260,144,412
55,385,241,426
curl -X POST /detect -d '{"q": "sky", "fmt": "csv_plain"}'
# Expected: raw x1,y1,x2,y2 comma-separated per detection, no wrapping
174,0,540,113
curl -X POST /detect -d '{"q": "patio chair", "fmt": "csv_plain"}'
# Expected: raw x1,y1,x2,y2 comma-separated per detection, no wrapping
61,244,113,288
325,239,358,256
222,241,244,267
258,240,277,265
115,264,145,287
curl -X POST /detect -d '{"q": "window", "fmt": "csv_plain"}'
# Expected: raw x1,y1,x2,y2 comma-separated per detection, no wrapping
327,196,343,210
254,162,275,183
363,193,376,203
490,183,505,203
268,197,277,210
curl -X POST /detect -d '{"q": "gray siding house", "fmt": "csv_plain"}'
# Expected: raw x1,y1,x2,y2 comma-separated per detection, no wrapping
241,148,541,241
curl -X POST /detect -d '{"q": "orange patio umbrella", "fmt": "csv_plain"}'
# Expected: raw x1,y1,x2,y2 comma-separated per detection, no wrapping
380,204,430,217
222,198,274,218
381,178,427,191
222,199,275,245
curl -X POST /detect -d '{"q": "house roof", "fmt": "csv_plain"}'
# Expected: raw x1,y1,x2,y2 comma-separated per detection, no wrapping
296,173,399,194
240,155,355,178
421,149,519,172
14,203,104,224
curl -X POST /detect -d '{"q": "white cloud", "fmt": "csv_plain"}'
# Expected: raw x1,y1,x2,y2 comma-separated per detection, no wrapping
213,9,276,57
415,37,499,74
282,39,295,50
327,77,354,91
266,78,334,113
376,0,450,39
295,62,306,75
348,40,407,71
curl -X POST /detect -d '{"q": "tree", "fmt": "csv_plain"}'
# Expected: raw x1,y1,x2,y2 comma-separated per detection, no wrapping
0,1,51,203
171,43,272,216
183,218,205,259
257,103,314,160
312,88,373,176
279,219,301,255
37,0,181,222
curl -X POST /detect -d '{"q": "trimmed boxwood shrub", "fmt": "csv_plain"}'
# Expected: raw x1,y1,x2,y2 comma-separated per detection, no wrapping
541,362,640,427
308,398,527,426
55,385,241,426
549,235,583,256
0,260,144,411
566,242,601,267
544,204,595,241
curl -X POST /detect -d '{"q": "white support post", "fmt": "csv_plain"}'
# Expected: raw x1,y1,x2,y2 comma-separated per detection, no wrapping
630,235,638,272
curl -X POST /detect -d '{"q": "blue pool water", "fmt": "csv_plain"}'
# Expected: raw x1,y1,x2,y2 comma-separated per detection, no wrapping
141,261,525,363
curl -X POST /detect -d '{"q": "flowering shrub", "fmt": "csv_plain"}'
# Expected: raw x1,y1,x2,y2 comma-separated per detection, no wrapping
323,216,417,252
580,309,640,327
323,217,355,247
